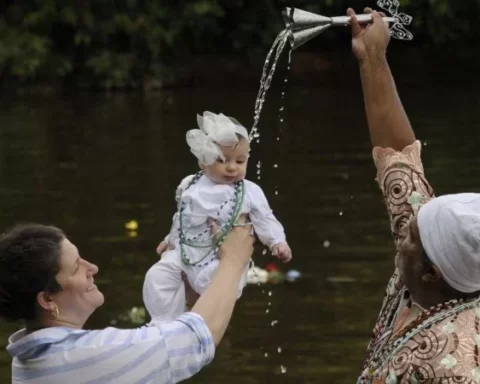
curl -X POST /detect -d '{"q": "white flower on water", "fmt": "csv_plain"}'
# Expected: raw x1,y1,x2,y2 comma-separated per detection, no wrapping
475,335,480,347
386,370,398,384
246,266,268,284
442,321,456,334
472,367,480,383
441,354,457,370
473,306,480,318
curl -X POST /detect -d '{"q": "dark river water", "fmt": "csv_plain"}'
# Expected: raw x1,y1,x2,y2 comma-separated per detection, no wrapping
1,62,480,383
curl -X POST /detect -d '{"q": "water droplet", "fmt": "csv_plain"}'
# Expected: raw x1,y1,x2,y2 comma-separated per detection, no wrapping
351,196,354,199
273,164,278,168
264,352,269,358
268,291,272,296
268,302,271,306
277,347,282,353
279,106,284,111
253,132,260,139
262,249,267,255
271,320,278,326
276,137,280,141
279,118,284,123
323,240,330,248
339,211,343,216
266,309,270,314
424,141,427,146
280,365,287,374
284,78,288,83
256,161,262,168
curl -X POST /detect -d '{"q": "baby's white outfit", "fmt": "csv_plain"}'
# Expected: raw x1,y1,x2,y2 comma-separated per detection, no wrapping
143,173,286,323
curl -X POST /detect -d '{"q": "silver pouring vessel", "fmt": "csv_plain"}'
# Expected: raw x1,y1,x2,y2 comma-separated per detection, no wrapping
283,7,396,49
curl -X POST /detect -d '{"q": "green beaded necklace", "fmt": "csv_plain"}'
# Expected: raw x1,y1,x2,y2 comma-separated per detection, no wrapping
360,292,480,382
178,171,245,266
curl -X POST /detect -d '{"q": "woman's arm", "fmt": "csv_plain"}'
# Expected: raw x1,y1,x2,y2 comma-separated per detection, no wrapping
349,8,415,151
191,221,254,345
349,9,435,239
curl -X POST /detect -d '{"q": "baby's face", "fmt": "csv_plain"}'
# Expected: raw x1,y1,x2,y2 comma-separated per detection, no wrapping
203,137,249,184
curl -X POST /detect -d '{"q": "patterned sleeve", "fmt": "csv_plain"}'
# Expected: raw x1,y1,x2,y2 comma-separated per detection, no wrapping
372,140,434,240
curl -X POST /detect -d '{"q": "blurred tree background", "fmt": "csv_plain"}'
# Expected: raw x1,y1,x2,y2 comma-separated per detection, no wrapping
0,0,478,90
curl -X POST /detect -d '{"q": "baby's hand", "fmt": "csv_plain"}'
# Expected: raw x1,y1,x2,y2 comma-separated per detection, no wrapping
271,242,292,263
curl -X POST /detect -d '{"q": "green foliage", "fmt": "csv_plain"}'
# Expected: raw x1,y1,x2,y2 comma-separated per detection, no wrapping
0,0,478,89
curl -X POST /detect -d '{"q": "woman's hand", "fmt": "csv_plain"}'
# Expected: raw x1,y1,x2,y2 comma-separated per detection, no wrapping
348,7,390,63
210,218,254,269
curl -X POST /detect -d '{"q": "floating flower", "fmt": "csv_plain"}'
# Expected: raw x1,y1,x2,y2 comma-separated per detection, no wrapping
265,262,279,272
285,269,301,282
268,270,284,285
441,354,457,370
247,267,269,284
128,306,146,324
125,220,138,231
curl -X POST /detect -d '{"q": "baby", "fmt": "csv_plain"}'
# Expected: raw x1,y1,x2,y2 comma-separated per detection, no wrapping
143,111,292,323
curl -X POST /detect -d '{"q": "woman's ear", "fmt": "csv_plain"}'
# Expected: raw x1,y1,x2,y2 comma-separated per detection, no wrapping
36,291,56,312
422,264,442,283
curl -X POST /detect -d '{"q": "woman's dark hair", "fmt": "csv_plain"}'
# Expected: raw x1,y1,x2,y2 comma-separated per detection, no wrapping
0,224,65,322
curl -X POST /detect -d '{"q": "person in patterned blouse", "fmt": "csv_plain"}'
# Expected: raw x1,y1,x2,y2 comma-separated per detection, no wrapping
349,7,480,384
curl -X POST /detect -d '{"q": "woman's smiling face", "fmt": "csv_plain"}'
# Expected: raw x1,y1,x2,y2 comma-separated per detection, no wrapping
50,238,104,323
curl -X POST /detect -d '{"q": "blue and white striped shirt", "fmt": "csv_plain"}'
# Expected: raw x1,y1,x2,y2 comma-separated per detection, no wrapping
6,312,215,383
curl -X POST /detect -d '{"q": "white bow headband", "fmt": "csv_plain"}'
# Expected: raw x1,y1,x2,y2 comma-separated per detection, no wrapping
186,111,249,166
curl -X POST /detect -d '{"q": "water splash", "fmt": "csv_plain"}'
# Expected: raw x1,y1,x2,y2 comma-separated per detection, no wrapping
277,49,293,128
256,160,262,181
250,29,290,141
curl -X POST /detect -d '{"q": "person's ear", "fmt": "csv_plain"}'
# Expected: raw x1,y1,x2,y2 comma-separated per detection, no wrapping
422,264,442,283
36,291,57,312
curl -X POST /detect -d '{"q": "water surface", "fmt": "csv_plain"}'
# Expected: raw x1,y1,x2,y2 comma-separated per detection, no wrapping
0,70,479,383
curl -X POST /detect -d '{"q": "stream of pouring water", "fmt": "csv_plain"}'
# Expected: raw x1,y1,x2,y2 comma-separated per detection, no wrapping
249,28,293,376
249,29,291,143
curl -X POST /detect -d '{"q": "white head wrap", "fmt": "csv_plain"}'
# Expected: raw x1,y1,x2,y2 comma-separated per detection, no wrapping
186,111,249,165
418,193,480,293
